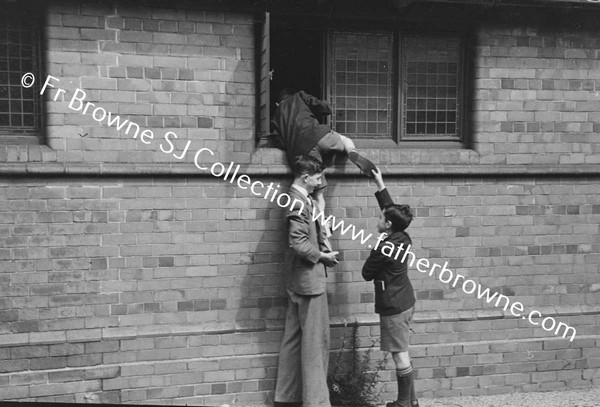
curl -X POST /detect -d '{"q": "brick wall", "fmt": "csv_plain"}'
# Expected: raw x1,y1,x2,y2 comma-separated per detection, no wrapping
39,0,254,168
1,175,599,404
1,1,599,405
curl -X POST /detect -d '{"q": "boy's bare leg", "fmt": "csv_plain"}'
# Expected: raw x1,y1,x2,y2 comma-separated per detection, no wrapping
313,187,326,215
388,352,418,407
339,135,377,178
312,187,333,251
339,134,356,153
392,351,411,370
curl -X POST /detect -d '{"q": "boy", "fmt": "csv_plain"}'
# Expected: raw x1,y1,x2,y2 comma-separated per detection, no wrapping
270,88,377,214
362,168,418,407
274,155,339,407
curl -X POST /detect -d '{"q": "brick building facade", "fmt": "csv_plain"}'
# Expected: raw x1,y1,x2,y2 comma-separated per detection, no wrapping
0,0,599,405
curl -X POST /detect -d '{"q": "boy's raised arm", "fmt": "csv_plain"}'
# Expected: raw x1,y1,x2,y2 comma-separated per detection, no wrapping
372,168,386,191
372,168,395,209
299,90,332,116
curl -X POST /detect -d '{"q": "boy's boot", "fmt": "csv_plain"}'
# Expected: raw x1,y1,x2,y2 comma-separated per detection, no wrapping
348,151,377,178
386,365,413,407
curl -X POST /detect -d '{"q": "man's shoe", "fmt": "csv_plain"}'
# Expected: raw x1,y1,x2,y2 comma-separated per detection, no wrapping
386,401,410,407
348,151,377,178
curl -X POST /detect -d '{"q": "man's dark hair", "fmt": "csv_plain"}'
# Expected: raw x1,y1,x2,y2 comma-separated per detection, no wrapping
383,204,413,232
292,155,323,177
276,87,297,104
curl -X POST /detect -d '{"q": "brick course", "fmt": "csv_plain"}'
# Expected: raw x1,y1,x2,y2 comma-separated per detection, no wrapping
1,175,599,403
1,0,600,405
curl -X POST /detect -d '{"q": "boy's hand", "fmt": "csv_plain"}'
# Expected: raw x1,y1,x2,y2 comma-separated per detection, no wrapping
372,168,385,191
320,251,339,267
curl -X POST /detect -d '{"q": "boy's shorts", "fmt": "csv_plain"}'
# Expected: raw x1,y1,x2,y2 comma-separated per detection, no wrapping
380,307,414,352
307,131,346,167
307,131,346,191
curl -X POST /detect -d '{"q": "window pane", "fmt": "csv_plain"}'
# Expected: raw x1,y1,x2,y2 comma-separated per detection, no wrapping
330,30,393,139
402,34,462,140
0,12,41,135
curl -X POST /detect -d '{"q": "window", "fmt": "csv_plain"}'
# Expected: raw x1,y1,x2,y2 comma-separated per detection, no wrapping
329,29,467,144
256,12,326,147
400,34,464,141
257,14,469,148
330,31,394,139
0,10,43,144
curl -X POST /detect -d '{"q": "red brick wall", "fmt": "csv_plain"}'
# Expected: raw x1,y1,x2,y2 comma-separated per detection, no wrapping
1,1,599,405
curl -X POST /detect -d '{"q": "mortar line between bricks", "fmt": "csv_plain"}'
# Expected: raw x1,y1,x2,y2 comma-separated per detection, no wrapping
2,314,599,348
2,163,600,177
409,334,600,349
0,350,285,381
2,334,599,382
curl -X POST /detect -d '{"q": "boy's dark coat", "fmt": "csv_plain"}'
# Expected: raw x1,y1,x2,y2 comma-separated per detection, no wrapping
270,90,332,165
362,188,416,315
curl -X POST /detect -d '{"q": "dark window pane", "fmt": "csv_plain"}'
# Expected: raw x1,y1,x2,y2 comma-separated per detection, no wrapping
23,114,34,126
0,12,41,135
401,34,462,140
330,30,393,138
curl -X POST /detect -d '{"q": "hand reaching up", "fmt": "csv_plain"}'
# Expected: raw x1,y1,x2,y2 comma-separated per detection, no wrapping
372,168,385,191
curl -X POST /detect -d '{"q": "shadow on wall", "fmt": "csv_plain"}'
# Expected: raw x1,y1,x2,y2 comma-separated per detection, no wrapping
223,45,290,331
233,199,289,327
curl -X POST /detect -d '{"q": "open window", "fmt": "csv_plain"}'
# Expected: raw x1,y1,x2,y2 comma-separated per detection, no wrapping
256,12,270,146
256,12,469,149
256,12,325,147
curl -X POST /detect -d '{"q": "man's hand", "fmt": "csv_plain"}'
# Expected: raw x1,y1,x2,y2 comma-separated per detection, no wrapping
319,251,339,267
372,168,385,191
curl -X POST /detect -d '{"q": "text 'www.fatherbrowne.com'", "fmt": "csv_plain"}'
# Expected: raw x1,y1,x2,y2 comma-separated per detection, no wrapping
30,73,577,342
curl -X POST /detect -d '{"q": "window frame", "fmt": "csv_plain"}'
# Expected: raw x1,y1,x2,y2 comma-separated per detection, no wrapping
0,7,45,145
326,29,397,142
257,13,472,150
256,11,271,147
398,30,469,145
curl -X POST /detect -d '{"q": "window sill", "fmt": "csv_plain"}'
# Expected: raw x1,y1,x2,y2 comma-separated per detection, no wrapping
0,135,43,146
0,146,598,177
352,138,466,151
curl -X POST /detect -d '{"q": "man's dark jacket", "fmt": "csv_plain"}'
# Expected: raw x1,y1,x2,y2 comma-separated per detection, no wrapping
362,188,416,316
270,91,332,165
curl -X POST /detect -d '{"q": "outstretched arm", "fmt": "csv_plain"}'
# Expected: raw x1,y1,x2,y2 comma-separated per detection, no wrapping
299,90,332,116
372,168,395,209
372,168,385,191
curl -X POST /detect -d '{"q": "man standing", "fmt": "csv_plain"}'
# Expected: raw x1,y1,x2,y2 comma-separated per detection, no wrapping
274,156,339,407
